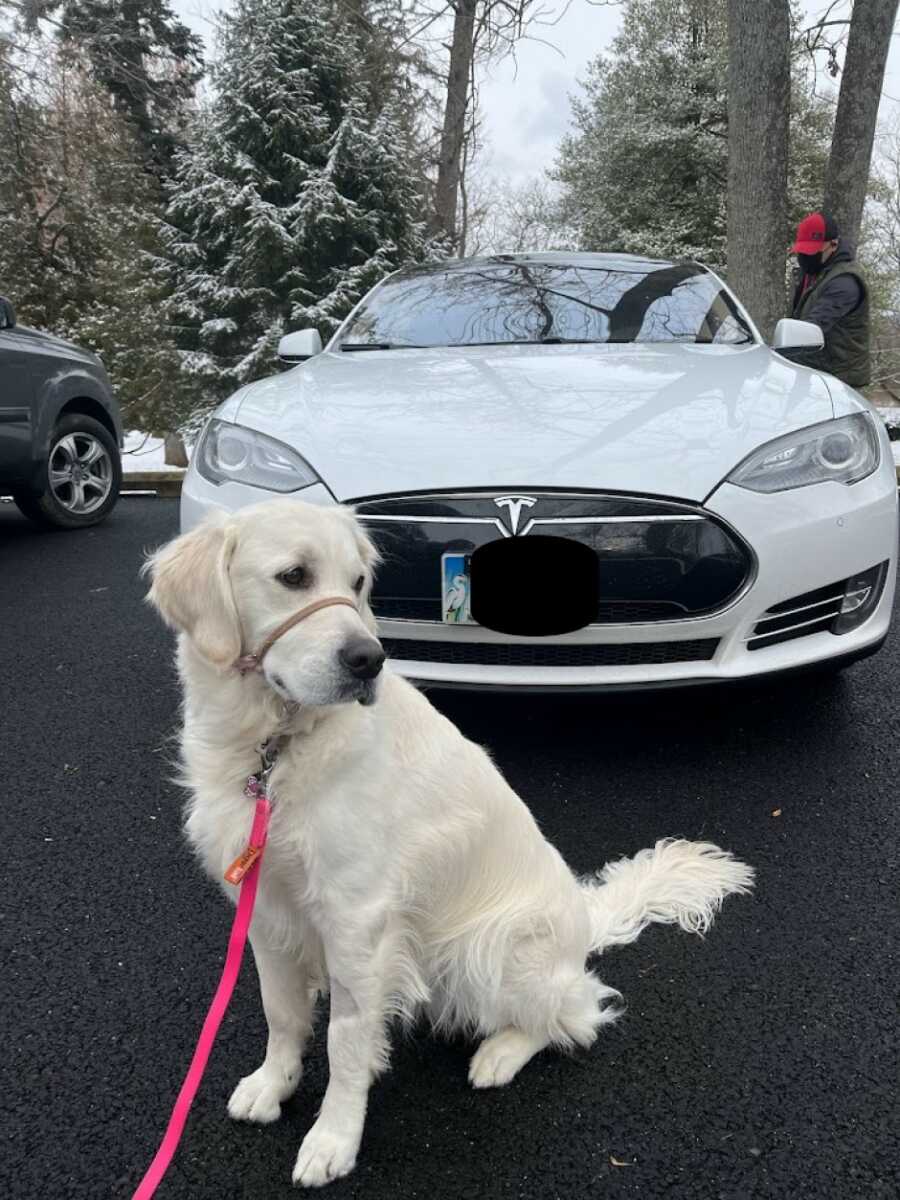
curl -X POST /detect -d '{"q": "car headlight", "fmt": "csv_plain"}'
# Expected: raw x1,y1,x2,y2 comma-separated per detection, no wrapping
727,413,880,493
196,420,321,492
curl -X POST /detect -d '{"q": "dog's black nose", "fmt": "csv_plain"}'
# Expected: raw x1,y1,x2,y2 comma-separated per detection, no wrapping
339,637,385,680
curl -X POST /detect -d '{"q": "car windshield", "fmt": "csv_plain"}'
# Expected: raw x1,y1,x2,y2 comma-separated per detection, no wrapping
335,259,754,349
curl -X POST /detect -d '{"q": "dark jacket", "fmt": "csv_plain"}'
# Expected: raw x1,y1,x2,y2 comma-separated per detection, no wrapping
788,246,870,388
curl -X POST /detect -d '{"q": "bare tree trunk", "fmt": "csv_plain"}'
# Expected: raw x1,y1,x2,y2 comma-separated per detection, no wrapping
726,0,791,341
458,165,470,257
824,0,900,250
430,0,477,245
164,432,188,468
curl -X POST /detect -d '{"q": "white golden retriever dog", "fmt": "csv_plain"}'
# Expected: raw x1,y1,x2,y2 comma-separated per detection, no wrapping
145,497,754,1189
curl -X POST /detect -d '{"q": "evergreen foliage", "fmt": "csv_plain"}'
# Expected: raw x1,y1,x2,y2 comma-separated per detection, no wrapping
163,0,437,408
554,0,833,266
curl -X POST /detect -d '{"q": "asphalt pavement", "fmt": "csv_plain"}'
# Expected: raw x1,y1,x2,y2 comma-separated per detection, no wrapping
1,497,898,1200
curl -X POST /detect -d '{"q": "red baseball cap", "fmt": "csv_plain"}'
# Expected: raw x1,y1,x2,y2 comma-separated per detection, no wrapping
792,211,839,254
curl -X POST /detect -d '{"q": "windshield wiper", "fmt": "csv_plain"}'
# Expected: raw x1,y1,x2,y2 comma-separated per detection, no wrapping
534,337,607,345
613,335,756,345
339,341,428,351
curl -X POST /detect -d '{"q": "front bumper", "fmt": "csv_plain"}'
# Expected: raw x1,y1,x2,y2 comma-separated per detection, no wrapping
376,470,898,689
180,458,898,691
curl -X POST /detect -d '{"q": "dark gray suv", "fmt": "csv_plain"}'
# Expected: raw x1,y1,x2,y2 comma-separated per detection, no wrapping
0,295,123,528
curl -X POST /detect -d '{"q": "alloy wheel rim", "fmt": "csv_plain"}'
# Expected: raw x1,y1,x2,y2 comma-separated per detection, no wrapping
48,432,113,515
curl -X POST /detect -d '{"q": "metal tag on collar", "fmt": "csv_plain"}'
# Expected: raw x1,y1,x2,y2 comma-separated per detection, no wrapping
258,736,281,772
244,737,281,800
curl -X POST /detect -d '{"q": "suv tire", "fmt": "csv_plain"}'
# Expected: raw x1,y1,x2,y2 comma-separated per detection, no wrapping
14,413,121,529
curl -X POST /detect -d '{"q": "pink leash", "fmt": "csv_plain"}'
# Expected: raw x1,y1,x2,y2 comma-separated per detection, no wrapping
132,789,272,1199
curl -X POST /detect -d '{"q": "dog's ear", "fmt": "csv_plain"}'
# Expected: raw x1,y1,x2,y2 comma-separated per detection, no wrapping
335,506,381,635
336,505,382,571
143,515,242,668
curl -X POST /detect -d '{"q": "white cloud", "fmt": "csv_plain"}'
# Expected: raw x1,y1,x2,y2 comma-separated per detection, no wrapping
474,1,622,184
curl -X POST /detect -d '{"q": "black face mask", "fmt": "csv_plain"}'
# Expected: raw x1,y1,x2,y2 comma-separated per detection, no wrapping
797,251,825,276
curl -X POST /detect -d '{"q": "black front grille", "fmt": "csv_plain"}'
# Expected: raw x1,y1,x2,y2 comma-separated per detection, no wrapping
372,596,685,623
374,597,444,621
357,490,754,628
382,637,720,668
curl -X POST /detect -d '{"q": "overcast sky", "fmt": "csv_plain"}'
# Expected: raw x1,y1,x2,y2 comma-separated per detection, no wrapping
173,1,900,188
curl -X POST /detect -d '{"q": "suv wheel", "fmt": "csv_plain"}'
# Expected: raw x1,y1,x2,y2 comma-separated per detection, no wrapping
14,414,121,529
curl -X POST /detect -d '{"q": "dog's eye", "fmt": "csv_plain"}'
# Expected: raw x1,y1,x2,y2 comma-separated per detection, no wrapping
353,574,365,594
277,565,310,589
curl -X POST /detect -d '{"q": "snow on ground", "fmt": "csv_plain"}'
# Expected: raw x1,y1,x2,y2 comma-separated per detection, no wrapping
122,431,191,473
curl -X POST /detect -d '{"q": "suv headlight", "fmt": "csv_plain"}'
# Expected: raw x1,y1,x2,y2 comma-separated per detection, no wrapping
727,413,880,493
197,420,321,492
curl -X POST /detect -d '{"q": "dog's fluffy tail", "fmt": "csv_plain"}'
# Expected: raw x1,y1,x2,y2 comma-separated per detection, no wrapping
581,838,754,954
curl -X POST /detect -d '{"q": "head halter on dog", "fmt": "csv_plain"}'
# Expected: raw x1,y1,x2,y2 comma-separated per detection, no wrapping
233,596,359,675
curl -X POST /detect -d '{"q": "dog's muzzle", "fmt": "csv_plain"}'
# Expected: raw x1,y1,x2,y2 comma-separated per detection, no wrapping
234,596,364,676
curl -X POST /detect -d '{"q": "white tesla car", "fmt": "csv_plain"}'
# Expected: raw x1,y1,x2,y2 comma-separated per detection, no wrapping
180,252,898,691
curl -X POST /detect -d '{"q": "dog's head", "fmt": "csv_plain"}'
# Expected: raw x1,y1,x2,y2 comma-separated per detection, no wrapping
144,498,385,707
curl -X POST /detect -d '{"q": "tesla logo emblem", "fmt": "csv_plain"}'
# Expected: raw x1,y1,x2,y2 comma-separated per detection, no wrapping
494,495,536,535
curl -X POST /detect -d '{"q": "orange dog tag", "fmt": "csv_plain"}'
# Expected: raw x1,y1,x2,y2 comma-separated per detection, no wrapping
224,845,262,885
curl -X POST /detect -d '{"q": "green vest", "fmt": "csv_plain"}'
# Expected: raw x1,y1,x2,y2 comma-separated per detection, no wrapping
793,259,870,388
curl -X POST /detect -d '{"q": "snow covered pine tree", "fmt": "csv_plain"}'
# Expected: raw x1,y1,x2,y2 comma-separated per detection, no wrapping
163,0,434,410
554,0,832,268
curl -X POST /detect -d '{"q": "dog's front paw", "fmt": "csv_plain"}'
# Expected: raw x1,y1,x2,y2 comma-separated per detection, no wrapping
292,1122,358,1188
228,1066,297,1124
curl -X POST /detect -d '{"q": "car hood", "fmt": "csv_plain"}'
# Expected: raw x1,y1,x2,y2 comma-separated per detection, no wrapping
232,342,834,503
14,323,103,364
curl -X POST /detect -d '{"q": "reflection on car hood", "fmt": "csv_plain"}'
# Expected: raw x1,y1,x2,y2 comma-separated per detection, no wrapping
232,342,835,503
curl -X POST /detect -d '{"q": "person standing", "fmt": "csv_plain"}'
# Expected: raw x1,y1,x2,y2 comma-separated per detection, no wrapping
786,211,870,388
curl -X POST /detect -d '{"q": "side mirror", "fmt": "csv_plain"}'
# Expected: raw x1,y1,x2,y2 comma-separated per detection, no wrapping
772,318,824,352
278,329,323,363
0,296,16,330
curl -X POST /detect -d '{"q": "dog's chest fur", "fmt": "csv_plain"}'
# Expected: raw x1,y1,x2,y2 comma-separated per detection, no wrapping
180,697,395,953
